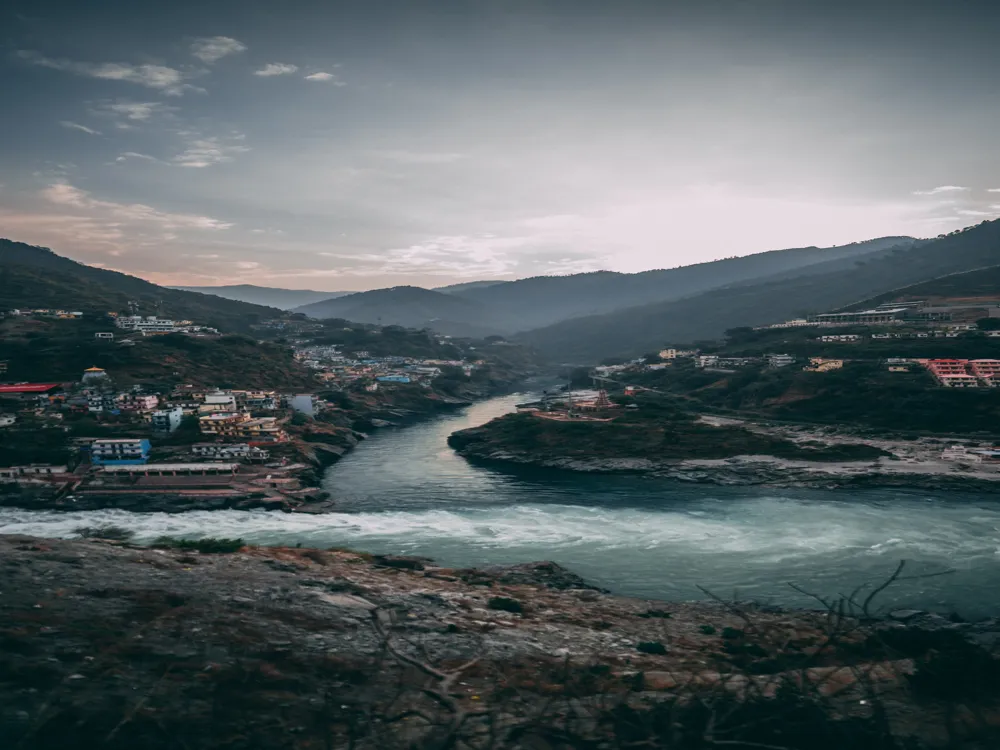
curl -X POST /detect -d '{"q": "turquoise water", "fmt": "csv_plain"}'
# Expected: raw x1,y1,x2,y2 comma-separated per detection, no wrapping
3,387,1000,616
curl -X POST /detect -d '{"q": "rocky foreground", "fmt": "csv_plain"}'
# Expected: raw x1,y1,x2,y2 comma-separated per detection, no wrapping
2,535,1000,749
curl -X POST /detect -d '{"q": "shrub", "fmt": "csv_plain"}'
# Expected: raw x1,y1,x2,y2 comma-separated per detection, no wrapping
488,596,524,614
637,609,672,619
152,536,245,554
636,641,668,655
721,626,744,640
699,624,716,635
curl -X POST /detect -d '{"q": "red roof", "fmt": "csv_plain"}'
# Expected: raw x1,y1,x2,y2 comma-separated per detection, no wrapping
0,383,62,394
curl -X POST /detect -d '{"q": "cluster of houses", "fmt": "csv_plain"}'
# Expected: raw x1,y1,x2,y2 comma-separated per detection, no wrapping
818,326,994,343
295,345,477,389
4,308,83,319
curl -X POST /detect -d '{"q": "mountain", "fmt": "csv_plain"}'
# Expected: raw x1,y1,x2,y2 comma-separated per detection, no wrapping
449,237,913,331
293,285,500,337
0,239,280,333
843,264,1000,310
516,220,1000,362
296,238,912,335
171,284,350,310
433,280,509,294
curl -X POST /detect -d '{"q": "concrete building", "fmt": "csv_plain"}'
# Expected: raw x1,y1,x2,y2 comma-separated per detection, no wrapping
192,443,271,461
100,463,239,476
151,406,184,433
924,360,980,388
114,315,188,333
94,332,114,341
90,438,151,465
198,412,287,443
0,464,69,480
203,391,238,411
970,360,1000,386
767,353,795,368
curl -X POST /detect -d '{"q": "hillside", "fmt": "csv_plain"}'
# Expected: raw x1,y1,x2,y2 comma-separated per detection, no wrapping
517,221,1000,362
433,279,508,294
293,285,502,337
0,239,280,333
0,316,317,389
844,264,1000,310
171,284,349,309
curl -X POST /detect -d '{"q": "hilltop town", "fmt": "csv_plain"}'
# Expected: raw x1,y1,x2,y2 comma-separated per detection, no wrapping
0,306,537,512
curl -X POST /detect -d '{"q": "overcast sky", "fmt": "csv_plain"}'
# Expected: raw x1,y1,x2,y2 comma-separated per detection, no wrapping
3,0,1000,291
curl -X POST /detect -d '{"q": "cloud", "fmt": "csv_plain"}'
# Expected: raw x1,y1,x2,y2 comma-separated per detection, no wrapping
97,101,169,121
60,121,101,135
18,50,190,94
115,152,162,164
989,189,1000,193
171,133,250,168
236,261,260,270
913,185,970,196
254,63,298,77
41,182,232,230
304,71,345,84
190,36,246,63
374,150,466,164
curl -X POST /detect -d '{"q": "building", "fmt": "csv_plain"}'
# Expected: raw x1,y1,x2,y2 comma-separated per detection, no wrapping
376,375,411,383
151,406,184,433
233,390,278,411
0,383,62,400
819,334,862,343
192,443,271,461
90,438,151,465
804,358,844,372
81,367,109,384
809,308,909,326
99,463,239,477
114,315,187,333
924,360,980,388
87,394,120,414
970,360,1000,386
198,412,287,443
767,353,795,368
121,394,159,411
941,445,983,463
94,332,114,341
0,464,69,480
203,391,238,411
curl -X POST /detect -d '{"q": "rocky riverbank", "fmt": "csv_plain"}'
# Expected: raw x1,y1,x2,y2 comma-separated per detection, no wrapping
448,414,1000,491
1,534,998,749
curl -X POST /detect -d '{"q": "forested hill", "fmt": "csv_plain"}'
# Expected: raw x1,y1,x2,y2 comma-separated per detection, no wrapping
516,220,1000,362
0,239,280,333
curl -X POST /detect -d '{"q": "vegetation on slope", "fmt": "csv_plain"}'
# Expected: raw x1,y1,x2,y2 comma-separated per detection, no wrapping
449,409,887,463
0,317,317,390
0,239,280,333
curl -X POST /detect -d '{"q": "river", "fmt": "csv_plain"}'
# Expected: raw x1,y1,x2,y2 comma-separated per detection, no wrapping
3,388,1000,617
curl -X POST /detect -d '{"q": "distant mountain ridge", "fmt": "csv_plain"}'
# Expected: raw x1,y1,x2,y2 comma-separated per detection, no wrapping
171,284,350,310
294,237,913,335
516,220,1000,361
0,239,280,333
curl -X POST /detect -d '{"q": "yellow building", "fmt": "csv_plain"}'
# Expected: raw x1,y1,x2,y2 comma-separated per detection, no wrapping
803,358,844,372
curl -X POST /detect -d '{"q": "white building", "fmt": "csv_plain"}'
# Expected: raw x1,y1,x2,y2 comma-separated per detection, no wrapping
204,391,238,411
192,443,271,461
767,353,795,368
114,316,186,333
151,406,184,433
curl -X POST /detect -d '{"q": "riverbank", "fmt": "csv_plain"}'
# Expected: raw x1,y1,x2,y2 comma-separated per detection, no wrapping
448,412,1000,491
2,533,998,748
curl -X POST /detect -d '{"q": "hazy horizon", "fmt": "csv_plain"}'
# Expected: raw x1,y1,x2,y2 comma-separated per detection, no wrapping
4,0,1000,291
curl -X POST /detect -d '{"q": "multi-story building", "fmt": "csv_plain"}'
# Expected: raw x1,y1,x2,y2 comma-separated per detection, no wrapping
819,335,862,343
970,360,1000,386
120,394,160,411
151,406,184,433
114,316,190,333
203,391,238,411
924,359,980,388
192,443,271,461
767,353,795,368
233,390,278,411
198,412,287,443
90,438,151,465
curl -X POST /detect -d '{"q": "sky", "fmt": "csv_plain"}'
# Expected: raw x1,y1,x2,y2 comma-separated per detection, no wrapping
2,0,1000,291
